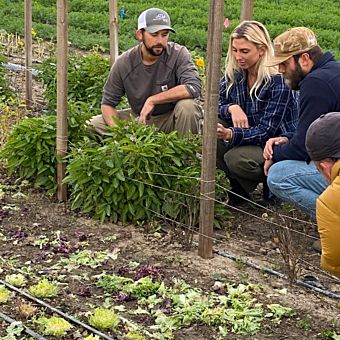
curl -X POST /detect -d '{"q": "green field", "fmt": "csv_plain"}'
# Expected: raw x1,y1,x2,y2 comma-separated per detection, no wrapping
0,0,339,58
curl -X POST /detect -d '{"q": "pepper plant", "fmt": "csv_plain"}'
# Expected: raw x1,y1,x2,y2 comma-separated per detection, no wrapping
37,50,110,110
65,119,228,224
0,101,95,192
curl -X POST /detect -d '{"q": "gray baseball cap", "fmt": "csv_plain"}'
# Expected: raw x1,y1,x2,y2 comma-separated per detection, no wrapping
138,8,175,34
305,112,340,161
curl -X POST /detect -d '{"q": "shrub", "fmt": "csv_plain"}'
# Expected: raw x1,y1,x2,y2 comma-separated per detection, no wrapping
37,51,110,110
65,119,230,225
0,101,95,192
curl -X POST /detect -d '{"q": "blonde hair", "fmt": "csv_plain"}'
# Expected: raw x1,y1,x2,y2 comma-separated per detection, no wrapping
225,20,277,100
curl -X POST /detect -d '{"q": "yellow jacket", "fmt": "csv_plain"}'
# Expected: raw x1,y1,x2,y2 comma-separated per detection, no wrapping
316,159,340,276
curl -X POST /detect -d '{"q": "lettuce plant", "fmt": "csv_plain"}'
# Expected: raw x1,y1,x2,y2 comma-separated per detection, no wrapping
88,307,120,331
5,273,27,287
28,279,58,298
37,316,73,337
0,285,10,303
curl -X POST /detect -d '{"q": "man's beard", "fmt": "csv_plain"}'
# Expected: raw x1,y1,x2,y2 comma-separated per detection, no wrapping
142,37,165,57
284,61,306,90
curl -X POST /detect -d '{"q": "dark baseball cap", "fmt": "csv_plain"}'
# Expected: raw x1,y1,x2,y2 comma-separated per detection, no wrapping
305,112,340,161
138,8,175,34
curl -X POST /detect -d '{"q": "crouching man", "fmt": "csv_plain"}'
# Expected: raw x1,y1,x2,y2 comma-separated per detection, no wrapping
305,112,340,276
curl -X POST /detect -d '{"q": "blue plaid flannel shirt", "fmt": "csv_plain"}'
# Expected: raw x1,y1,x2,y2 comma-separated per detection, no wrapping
219,73,299,148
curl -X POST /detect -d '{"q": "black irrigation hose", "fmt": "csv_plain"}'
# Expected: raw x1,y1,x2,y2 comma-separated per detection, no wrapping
214,248,340,300
0,310,47,340
0,279,120,340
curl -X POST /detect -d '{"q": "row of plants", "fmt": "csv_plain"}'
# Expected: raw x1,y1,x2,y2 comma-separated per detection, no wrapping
0,48,223,226
0,262,298,338
1,182,339,339
0,0,339,58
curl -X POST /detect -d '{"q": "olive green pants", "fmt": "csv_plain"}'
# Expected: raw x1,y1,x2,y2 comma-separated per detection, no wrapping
217,140,265,194
88,99,203,137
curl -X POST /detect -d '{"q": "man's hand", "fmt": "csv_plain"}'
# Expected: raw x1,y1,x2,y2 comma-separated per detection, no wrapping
101,104,119,127
217,123,233,141
263,136,288,160
264,159,274,176
138,98,155,124
228,104,249,128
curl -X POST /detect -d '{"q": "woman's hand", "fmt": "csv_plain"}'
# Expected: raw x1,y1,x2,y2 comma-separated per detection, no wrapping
217,123,233,141
228,104,249,128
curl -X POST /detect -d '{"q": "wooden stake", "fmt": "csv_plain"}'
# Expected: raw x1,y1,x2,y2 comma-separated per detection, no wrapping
24,0,32,109
109,0,119,65
198,0,224,259
240,0,254,21
56,0,68,201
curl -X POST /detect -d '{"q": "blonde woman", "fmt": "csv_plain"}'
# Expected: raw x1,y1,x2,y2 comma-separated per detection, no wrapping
217,21,298,205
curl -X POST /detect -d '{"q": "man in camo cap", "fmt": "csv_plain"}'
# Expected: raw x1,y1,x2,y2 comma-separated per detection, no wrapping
262,27,340,222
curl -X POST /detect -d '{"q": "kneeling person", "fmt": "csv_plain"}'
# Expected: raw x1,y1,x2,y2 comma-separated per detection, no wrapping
305,112,340,276
89,8,203,137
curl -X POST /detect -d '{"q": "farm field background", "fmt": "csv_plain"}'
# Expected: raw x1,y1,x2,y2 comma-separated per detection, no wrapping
0,0,339,58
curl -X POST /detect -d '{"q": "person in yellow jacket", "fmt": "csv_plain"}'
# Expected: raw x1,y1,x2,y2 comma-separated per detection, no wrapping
305,112,340,276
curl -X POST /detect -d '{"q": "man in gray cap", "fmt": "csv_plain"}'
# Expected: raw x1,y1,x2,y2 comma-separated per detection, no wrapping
262,27,340,219
305,112,340,276
89,8,203,136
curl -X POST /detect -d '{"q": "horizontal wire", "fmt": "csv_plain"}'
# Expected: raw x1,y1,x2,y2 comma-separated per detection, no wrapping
145,207,340,284
127,175,318,241
145,207,278,266
144,170,316,227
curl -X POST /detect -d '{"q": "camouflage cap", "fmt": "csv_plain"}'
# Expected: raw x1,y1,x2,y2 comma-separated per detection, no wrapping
266,27,318,67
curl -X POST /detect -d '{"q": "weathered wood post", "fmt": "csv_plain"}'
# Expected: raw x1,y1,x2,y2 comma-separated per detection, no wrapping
240,0,254,21
56,0,68,201
198,0,224,258
24,0,32,109
109,0,119,65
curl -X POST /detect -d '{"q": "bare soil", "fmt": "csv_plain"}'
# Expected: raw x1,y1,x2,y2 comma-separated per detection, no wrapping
0,171,339,339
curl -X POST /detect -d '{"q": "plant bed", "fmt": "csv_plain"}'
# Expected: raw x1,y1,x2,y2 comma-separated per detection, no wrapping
0,176,339,339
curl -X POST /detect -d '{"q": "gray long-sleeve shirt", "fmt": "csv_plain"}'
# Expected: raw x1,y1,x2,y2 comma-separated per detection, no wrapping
102,42,201,116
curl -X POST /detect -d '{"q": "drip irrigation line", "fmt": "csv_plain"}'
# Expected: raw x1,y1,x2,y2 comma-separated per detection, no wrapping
212,248,340,300
0,279,120,340
0,311,47,340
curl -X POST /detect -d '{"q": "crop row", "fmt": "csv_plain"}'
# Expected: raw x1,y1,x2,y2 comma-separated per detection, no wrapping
0,0,339,58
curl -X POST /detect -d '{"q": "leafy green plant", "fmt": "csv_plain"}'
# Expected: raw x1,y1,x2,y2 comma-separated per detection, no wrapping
84,335,101,340
0,285,10,303
36,316,73,337
61,249,117,269
5,273,27,287
66,119,229,225
0,101,95,192
28,278,58,298
37,51,110,110
88,307,120,331
96,274,134,294
2,321,24,340
266,303,295,320
124,277,161,298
